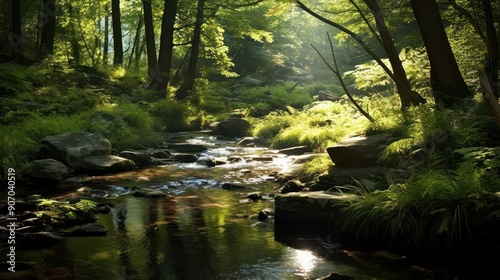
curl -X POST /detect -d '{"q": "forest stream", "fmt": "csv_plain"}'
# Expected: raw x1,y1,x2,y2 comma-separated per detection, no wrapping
3,132,426,280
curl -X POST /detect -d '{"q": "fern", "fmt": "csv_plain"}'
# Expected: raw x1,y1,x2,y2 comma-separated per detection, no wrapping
74,199,98,212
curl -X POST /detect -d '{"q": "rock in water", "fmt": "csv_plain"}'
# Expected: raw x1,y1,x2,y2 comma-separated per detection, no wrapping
41,132,112,167
81,155,135,173
27,159,68,182
118,150,151,167
209,118,251,138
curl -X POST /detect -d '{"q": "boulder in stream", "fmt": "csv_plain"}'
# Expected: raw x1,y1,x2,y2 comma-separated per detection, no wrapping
41,132,112,167
81,155,135,173
118,150,151,167
26,159,68,182
209,118,251,138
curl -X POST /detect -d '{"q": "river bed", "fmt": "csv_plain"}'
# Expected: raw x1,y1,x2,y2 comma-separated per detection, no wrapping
4,133,424,279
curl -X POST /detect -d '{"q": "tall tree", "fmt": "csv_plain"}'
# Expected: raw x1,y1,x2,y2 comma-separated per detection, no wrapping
127,9,144,69
175,0,205,100
142,0,157,78
103,3,110,65
10,0,22,60
362,0,425,108
482,0,499,96
38,0,57,57
112,0,123,66
295,0,425,110
67,3,80,65
410,0,471,106
147,0,178,91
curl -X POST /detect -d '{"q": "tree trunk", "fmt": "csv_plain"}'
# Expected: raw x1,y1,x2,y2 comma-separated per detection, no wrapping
143,0,157,79
295,0,424,111
410,0,470,107
482,0,499,97
10,0,22,60
67,4,80,65
363,0,425,108
38,0,56,57
112,0,123,66
175,0,205,100
103,4,109,65
127,10,143,69
147,0,178,91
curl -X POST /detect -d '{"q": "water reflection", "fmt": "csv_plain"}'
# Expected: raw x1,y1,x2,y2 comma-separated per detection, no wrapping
293,250,318,275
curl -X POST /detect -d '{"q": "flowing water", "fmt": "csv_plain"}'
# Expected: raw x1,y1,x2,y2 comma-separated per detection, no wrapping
9,133,424,280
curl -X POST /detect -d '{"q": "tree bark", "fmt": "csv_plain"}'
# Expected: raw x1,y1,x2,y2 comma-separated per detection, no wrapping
127,10,143,69
143,0,157,78
67,4,80,65
363,0,425,108
112,0,123,66
175,0,205,100
10,0,22,60
482,0,499,97
147,0,178,91
38,0,56,57
410,0,471,107
103,4,109,65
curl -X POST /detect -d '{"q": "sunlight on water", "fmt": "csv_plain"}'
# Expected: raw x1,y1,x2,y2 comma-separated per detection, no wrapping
293,249,318,274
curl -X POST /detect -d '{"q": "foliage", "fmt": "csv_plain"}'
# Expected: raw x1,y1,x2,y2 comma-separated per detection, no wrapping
297,154,333,181
0,113,86,175
239,83,313,111
0,63,33,95
34,197,98,220
85,102,162,150
252,100,369,149
150,99,202,132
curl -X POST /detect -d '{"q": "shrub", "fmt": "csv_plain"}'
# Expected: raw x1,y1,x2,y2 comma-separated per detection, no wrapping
150,99,204,132
85,103,162,150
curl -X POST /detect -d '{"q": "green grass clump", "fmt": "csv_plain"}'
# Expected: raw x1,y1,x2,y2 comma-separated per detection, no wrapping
85,103,162,150
0,63,33,95
297,154,333,181
253,101,369,149
0,113,86,175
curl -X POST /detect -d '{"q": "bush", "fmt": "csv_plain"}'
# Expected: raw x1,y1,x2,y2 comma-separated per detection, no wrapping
150,99,204,132
85,103,162,150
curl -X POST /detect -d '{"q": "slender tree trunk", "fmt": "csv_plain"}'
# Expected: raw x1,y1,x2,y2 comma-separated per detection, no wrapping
175,0,205,100
135,36,145,68
10,0,22,60
410,0,470,107
147,0,178,91
67,4,80,65
103,4,109,65
143,0,157,78
482,0,499,97
363,0,425,108
128,10,143,69
112,0,123,66
38,0,56,57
